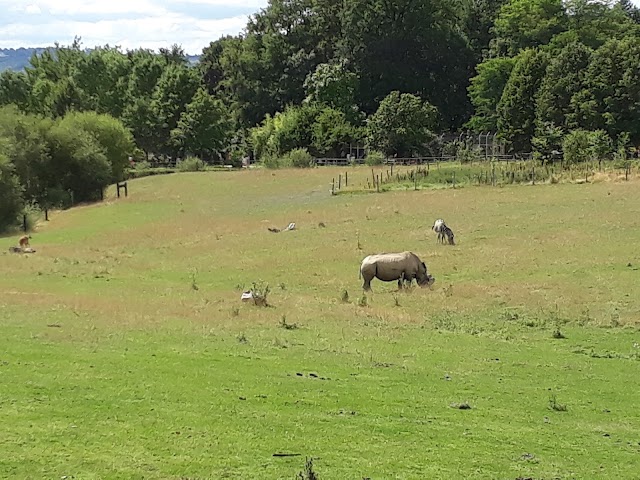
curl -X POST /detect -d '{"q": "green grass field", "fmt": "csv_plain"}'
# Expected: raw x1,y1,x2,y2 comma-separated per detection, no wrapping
2,166,640,479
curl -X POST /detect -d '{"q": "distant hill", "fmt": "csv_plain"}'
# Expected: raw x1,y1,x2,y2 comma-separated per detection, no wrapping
0,47,201,72
0,48,48,72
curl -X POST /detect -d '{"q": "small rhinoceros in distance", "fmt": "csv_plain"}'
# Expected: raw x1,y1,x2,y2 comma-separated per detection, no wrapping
359,251,435,291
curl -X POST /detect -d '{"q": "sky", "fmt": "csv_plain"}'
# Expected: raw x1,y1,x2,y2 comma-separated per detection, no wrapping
0,0,269,55
1,0,639,55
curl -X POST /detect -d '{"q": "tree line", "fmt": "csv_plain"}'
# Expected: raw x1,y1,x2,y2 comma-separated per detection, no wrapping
0,0,639,230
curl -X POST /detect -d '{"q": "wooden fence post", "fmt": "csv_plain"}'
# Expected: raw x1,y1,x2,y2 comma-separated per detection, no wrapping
376,175,380,193
414,170,418,191
345,172,348,187
23,214,27,233
532,165,536,185
45,209,49,221
453,171,456,189
332,178,335,195
338,174,342,190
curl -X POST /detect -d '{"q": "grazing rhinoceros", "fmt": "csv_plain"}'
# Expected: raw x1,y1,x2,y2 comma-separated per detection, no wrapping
359,251,435,291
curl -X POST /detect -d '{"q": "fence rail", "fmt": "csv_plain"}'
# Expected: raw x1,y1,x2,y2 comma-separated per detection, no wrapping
314,153,533,166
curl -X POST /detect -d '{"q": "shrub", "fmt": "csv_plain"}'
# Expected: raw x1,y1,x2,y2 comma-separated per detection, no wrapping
46,123,112,204
562,129,591,164
179,155,205,172
262,154,282,169
0,153,24,232
281,148,314,168
58,111,135,182
23,202,42,231
365,150,385,166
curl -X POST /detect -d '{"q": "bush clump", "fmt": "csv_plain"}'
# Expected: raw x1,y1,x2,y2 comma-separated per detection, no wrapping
281,148,315,168
179,156,206,172
364,150,385,166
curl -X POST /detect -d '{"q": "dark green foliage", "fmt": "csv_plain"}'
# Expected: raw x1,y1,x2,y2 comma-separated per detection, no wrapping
171,88,232,162
59,111,135,182
492,0,568,56
575,36,640,143
340,0,475,129
0,152,24,232
311,108,360,158
497,49,549,152
367,92,438,157
0,70,31,111
562,129,591,164
467,57,516,132
535,42,592,130
46,123,111,203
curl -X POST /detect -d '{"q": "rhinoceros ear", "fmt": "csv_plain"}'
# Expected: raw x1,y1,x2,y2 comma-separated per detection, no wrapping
422,262,426,269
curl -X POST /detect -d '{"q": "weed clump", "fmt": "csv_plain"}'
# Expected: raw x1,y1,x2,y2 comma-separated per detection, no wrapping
548,394,568,412
296,457,319,480
341,290,350,303
250,281,271,307
279,316,298,330
358,294,368,307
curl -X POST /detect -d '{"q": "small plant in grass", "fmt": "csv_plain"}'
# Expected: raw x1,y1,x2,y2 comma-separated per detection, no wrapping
609,308,621,328
548,394,568,412
250,281,271,307
578,308,592,326
190,269,199,291
237,333,248,344
358,294,368,307
393,295,401,307
279,282,287,291
179,155,206,172
231,307,240,317
341,290,350,303
279,315,298,330
296,457,319,480
552,328,566,339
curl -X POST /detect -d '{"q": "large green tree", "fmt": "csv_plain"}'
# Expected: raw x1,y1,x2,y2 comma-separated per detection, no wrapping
466,57,516,132
59,111,135,182
340,0,475,128
0,151,24,232
491,0,568,56
574,35,640,143
171,88,232,161
535,41,592,131
497,48,549,152
366,91,439,157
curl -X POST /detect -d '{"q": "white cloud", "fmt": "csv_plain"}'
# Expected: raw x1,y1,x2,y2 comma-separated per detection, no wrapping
2,0,639,55
0,12,253,54
24,4,42,14
0,0,268,54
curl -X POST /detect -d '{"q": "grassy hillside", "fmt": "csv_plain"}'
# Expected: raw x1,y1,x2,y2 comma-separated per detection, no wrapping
1,167,640,479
